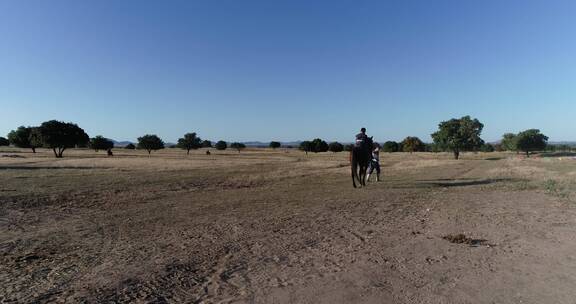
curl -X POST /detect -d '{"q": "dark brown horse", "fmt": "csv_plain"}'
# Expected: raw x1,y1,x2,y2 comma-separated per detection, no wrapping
351,137,373,188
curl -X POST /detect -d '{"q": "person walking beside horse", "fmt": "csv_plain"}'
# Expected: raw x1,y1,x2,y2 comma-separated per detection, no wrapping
366,146,380,182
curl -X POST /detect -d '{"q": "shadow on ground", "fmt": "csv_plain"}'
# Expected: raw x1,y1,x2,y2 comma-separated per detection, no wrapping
0,166,106,170
540,152,576,158
415,178,514,188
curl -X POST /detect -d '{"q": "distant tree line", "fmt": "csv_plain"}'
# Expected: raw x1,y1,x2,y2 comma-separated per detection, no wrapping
4,117,551,159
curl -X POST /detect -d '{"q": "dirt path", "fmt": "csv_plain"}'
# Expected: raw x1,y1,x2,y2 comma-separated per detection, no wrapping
2,151,576,303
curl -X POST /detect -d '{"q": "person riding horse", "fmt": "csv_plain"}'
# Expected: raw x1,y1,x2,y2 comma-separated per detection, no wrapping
355,127,369,148
351,127,374,188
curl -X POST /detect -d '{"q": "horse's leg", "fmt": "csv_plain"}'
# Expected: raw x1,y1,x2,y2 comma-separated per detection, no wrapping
351,152,358,188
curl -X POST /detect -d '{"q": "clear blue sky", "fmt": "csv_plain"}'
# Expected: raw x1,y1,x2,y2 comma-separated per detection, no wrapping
1,0,575,143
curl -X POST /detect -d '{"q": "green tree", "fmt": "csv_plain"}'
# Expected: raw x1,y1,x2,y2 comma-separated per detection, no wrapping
269,141,281,149
90,136,114,152
230,142,246,153
137,134,165,154
500,133,518,152
215,140,227,150
0,137,9,146
37,120,89,158
515,129,548,157
125,143,136,149
177,132,202,155
344,144,354,152
401,136,425,153
299,141,312,154
7,126,40,152
431,116,484,160
328,142,344,152
382,141,399,153
311,138,329,153
201,140,212,148
480,143,495,152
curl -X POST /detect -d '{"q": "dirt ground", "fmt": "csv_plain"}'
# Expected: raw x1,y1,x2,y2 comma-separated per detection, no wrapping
2,147,576,303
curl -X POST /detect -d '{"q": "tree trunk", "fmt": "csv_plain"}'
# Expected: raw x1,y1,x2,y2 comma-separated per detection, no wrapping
526,151,530,158
53,148,58,158
32,147,36,153
58,147,65,158
187,149,190,155
453,150,460,160
148,150,152,155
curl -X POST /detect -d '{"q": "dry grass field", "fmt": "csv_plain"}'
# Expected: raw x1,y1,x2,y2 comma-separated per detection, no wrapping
2,147,576,303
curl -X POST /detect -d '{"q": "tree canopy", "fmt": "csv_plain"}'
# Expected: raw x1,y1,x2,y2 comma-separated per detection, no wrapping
310,138,329,153
299,141,312,154
230,142,246,153
500,133,518,152
215,140,227,150
269,141,281,149
401,136,425,153
177,132,202,154
328,142,344,152
137,134,165,154
7,126,40,152
37,120,89,157
0,137,9,146
382,141,399,153
90,136,114,152
124,143,136,149
515,129,548,157
431,116,484,159
201,140,212,148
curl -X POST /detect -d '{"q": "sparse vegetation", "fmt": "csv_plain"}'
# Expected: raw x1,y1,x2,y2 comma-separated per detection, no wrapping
125,143,136,149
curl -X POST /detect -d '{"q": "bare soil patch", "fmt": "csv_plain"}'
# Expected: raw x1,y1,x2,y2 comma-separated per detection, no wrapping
2,149,576,303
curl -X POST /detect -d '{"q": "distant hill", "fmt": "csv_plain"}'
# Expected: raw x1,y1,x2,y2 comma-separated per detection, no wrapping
111,140,133,147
